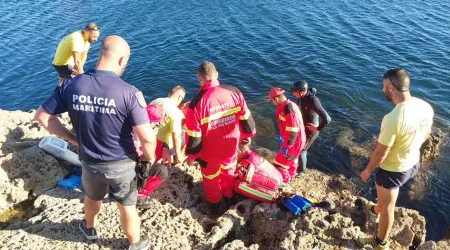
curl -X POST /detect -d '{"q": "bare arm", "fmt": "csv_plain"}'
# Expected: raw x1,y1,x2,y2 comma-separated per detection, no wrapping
172,131,185,163
360,142,391,182
133,123,157,164
72,51,84,75
81,50,88,65
34,106,78,146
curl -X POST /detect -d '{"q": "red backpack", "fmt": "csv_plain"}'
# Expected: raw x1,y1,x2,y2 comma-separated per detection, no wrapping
234,151,283,202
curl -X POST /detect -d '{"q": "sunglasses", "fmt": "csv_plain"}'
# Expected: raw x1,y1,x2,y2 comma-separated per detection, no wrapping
87,27,100,31
385,69,409,92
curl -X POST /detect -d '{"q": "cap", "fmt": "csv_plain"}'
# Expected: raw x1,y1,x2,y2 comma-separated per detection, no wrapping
291,80,308,92
146,104,164,123
267,88,285,102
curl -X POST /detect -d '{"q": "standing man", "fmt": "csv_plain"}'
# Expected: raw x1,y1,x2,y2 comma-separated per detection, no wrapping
359,68,434,249
184,61,256,214
291,80,331,176
268,87,306,183
136,86,186,208
35,35,153,250
52,23,100,83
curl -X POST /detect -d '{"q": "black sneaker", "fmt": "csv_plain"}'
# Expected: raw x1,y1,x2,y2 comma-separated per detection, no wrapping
79,220,99,240
128,236,151,250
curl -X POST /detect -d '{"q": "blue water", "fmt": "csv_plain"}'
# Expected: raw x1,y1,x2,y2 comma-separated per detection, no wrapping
0,0,449,241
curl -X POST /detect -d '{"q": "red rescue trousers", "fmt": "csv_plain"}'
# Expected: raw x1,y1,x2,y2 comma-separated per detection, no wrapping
273,151,299,183
199,156,237,204
136,140,168,198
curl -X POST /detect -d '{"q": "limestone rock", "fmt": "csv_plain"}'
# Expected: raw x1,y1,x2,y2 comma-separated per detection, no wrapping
417,240,437,250
0,109,437,250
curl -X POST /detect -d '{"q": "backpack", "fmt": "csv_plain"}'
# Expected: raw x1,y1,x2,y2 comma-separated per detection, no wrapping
234,151,283,202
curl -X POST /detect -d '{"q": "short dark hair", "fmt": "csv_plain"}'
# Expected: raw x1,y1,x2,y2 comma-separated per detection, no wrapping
197,61,217,78
84,23,99,31
382,68,410,92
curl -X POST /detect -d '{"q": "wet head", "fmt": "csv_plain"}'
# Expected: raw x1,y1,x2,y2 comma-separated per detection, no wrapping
291,80,308,98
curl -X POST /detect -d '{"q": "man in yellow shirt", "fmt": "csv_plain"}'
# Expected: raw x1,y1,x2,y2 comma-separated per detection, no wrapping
151,86,187,165
359,68,434,249
136,86,186,208
52,23,100,83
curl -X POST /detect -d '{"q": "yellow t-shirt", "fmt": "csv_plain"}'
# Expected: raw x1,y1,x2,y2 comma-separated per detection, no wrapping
52,31,90,66
151,98,184,148
378,97,434,172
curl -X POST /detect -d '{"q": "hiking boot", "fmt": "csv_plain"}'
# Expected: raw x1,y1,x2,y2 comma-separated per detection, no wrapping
358,234,389,249
223,196,234,208
128,236,151,250
79,220,99,240
136,197,155,209
368,201,380,223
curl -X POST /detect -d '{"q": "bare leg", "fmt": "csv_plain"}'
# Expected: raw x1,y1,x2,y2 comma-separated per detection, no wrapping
375,184,399,241
84,196,102,228
117,203,141,244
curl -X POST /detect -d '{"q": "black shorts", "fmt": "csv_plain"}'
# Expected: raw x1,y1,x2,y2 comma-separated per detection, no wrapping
53,64,73,78
375,162,420,190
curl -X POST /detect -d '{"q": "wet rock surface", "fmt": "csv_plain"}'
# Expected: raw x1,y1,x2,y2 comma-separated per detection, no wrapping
1,109,448,249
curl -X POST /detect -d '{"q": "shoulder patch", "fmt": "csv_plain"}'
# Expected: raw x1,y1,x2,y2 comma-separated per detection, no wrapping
135,91,147,108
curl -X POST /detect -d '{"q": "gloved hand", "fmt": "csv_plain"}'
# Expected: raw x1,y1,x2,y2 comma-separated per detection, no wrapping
278,135,284,142
135,160,152,191
281,146,296,160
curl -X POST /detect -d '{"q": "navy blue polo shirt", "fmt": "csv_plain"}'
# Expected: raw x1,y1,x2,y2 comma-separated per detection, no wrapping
42,69,149,162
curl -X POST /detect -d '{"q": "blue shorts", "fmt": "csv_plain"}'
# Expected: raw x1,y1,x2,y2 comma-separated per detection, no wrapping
81,159,137,206
53,64,73,78
375,162,420,190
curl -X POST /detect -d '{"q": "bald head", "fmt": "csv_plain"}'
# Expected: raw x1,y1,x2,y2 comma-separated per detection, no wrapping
97,36,130,76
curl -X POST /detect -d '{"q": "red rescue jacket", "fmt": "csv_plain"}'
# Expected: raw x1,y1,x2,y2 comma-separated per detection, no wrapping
276,99,306,156
185,80,256,161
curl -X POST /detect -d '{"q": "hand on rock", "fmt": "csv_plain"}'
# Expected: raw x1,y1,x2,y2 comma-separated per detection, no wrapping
184,156,196,167
161,146,172,167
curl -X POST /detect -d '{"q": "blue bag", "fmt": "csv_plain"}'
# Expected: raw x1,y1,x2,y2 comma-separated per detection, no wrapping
292,195,314,212
282,195,314,215
57,174,81,190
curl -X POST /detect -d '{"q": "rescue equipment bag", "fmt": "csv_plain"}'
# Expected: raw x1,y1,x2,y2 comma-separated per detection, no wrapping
234,151,283,202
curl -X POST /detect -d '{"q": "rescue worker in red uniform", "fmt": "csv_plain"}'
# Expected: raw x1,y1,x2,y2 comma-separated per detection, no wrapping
184,61,256,214
268,88,306,183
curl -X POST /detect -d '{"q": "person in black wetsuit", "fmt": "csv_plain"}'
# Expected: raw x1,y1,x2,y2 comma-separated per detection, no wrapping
291,80,331,176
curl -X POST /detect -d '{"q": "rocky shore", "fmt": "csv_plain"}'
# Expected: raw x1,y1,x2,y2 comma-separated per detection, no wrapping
0,109,448,249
